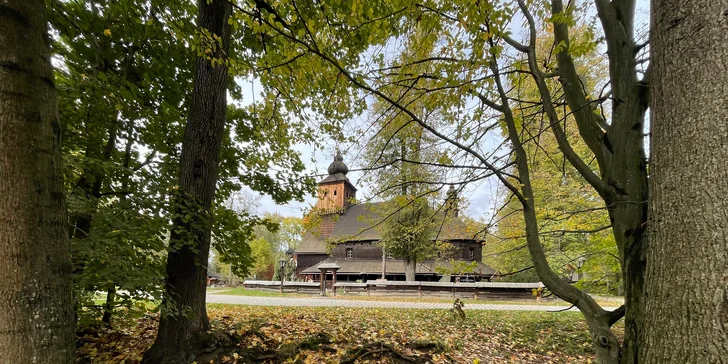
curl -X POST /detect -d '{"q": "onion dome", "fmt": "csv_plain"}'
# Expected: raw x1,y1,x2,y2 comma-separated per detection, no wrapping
327,153,349,175
447,185,457,196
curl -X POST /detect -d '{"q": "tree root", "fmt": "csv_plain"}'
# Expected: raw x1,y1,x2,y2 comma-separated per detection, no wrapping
341,342,418,364
406,340,456,362
405,340,447,351
255,332,333,362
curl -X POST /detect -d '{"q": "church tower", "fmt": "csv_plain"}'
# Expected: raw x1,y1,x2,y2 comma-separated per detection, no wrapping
315,153,357,213
445,185,460,217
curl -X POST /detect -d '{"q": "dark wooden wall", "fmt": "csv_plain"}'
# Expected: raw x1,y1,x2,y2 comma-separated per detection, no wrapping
332,241,382,260
445,241,483,261
295,253,328,275
331,240,483,261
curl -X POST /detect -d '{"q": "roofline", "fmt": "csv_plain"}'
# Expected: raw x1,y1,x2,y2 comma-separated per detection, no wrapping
318,178,358,191
324,238,483,243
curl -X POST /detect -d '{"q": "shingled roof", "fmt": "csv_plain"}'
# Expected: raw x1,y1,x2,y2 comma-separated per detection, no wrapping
296,202,484,254
301,258,496,276
319,172,355,186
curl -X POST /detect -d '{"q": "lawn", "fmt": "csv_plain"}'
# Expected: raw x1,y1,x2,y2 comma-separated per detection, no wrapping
77,304,620,363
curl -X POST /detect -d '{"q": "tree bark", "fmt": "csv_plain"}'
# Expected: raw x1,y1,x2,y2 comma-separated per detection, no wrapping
642,0,728,362
142,0,231,362
403,256,416,281
101,286,116,327
0,0,75,362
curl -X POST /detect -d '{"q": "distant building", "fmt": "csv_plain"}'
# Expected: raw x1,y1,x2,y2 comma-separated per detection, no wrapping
293,154,495,282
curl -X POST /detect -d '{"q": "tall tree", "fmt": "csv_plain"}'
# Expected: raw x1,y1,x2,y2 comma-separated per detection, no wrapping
142,0,232,361
363,99,444,280
642,0,728,362
50,0,196,326
0,0,74,362
359,28,451,280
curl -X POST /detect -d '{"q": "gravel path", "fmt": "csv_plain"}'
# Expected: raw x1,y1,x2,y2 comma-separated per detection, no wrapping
206,294,617,312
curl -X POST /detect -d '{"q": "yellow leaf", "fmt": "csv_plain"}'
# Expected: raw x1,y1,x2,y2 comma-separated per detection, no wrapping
103,29,111,37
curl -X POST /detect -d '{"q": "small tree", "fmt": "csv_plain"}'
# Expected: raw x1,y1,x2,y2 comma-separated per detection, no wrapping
379,196,439,281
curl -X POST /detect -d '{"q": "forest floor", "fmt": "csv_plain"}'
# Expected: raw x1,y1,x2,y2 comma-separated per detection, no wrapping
76,304,622,363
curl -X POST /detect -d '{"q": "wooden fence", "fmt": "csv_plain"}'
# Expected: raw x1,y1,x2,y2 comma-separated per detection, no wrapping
242,280,321,294
334,281,544,300
243,280,544,300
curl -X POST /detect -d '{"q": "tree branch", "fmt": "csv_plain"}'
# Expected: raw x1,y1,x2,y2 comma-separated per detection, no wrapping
513,0,612,201
608,304,625,326
551,0,611,175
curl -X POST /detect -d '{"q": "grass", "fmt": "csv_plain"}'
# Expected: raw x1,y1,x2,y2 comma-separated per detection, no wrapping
77,303,620,363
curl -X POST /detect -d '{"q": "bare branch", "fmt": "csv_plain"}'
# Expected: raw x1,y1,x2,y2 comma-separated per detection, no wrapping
608,305,625,326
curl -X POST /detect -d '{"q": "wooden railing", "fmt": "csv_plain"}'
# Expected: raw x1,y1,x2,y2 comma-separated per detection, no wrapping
334,281,544,300
242,280,320,294
243,280,544,300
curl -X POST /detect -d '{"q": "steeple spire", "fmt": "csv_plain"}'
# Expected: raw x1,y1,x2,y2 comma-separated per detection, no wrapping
327,152,349,175
446,185,460,217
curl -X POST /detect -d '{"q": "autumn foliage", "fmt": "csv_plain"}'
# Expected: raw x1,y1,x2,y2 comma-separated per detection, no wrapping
76,305,619,363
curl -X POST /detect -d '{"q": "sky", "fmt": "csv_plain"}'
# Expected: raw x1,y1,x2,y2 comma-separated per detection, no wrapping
238,0,651,221
238,94,502,220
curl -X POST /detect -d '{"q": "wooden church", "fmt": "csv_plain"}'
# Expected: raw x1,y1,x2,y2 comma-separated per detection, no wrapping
293,154,495,282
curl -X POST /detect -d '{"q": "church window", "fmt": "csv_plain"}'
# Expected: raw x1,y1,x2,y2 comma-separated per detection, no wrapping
469,247,475,260
334,190,337,196
346,248,353,259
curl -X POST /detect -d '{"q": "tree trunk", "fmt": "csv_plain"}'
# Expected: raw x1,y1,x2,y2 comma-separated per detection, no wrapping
142,0,231,362
101,286,116,327
0,0,75,362
542,0,650,361
403,256,416,281
641,1,728,362
69,122,118,238
99,127,134,327
490,43,622,363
